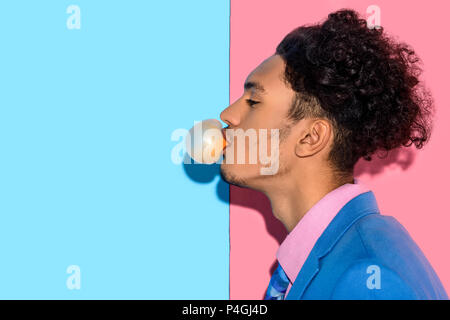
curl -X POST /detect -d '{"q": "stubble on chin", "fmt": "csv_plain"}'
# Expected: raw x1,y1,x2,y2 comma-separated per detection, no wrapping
219,165,249,188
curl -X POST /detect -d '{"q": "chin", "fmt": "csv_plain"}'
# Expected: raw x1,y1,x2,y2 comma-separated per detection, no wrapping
220,163,250,188
220,162,269,190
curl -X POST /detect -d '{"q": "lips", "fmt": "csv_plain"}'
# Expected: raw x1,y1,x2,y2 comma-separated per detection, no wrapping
221,128,229,150
221,128,233,157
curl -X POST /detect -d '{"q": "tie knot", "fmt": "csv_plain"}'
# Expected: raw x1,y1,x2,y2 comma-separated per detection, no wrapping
264,263,291,300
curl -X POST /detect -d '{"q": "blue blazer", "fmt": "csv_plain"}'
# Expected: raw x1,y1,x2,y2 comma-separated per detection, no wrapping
285,191,448,300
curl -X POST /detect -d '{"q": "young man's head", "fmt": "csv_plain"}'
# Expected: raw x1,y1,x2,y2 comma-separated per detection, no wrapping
219,9,434,193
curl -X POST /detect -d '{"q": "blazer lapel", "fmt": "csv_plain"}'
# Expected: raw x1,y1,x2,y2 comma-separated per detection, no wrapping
285,190,381,300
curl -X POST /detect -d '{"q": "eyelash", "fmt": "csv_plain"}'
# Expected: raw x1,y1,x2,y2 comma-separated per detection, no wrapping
245,99,259,107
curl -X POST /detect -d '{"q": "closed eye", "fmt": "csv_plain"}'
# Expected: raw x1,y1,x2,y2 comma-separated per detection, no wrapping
245,99,259,108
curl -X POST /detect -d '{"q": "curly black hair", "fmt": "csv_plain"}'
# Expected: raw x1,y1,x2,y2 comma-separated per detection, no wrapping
275,8,434,177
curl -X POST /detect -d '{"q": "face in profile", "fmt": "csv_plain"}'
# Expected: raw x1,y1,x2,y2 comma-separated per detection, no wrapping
219,54,298,190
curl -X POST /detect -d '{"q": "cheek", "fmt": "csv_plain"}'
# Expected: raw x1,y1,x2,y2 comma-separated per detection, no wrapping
278,136,295,165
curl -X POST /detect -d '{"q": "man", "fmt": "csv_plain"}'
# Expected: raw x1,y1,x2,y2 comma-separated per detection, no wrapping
219,9,447,299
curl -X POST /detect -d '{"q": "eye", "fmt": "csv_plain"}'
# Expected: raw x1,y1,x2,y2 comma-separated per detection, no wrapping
245,99,259,108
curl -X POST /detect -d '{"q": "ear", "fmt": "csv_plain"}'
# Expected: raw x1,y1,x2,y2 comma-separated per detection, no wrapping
294,119,332,158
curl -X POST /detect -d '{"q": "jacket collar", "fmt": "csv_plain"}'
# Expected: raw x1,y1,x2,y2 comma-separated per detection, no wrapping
285,190,380,300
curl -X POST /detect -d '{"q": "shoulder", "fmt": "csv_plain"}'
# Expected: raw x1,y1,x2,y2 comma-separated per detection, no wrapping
331,259,418,299
350,213,424,261
329,213,448,299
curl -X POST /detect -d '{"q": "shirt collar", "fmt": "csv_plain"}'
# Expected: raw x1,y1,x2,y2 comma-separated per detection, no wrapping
276,178,371,284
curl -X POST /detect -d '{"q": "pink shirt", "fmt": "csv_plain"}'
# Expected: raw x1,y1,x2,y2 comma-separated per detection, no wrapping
277,178,371,296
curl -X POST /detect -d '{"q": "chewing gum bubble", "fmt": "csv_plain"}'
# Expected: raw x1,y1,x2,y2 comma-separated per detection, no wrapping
185,119,227,164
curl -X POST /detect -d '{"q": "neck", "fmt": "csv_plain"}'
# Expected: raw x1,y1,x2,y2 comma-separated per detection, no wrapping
263,170,354,233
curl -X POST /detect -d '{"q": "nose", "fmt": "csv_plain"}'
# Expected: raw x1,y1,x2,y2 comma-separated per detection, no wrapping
220,102,241,128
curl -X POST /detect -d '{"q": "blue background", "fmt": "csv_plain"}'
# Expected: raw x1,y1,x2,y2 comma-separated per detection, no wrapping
0,1,229,299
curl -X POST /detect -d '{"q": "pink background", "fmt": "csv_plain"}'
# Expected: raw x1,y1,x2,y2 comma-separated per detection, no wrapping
229,0,450,299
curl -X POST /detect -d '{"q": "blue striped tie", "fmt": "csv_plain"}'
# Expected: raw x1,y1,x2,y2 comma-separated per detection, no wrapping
264,263,290,300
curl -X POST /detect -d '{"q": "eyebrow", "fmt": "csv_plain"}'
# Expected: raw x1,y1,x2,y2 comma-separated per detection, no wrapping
244,80,267,95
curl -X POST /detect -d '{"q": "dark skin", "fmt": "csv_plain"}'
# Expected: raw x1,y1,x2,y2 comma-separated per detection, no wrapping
219,54,353,232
